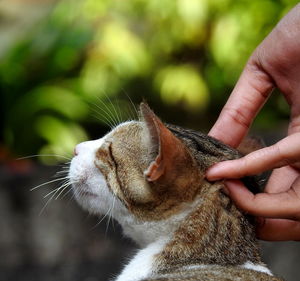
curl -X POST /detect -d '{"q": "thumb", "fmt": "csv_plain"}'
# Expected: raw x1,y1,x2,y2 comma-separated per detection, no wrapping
206,132,300,180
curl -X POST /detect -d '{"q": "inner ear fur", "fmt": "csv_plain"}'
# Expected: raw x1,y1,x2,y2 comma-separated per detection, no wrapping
140,103,202,195
237,136,265,155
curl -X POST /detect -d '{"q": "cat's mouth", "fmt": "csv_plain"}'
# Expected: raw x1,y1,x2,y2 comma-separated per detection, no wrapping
80,190,98,198
72,183,98,198
72,174,88,185
68,158,89,184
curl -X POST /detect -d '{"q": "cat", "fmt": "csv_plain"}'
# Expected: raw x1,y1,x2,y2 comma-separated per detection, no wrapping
69,103,284,281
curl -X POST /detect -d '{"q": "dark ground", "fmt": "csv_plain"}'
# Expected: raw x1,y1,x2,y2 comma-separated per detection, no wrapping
0,164,299,281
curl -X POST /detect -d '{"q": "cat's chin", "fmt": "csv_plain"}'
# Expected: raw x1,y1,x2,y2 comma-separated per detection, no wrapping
72,183,98,199
72,185,102,214
70,172,114,216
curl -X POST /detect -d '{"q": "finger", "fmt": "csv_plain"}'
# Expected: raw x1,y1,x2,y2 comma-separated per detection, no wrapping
256,218,300,241
206,133,300,180
265,166,299,193
224,180,300,220
209,60,273,147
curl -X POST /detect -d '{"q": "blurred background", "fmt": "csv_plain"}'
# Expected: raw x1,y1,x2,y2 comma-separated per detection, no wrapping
0,0,299,280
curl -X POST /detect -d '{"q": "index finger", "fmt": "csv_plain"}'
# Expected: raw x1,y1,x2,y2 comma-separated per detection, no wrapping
206,133,300,180
209,60,273,147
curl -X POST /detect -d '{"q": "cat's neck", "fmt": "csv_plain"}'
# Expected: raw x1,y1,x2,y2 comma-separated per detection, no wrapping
117,182,263,281
155,181,262,272
118,195,204,247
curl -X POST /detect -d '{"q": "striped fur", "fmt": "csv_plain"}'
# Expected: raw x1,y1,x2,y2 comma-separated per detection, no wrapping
69,103,284,281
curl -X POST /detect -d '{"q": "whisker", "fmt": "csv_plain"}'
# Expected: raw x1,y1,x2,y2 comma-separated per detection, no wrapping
105,196,116,236
91,104,115,128
60,186,74,200
38,179,77,215
30,176,70,191
122,90,139,120
91,107,114,128
55,169,70,176
102,93,121,125
91,106,113,127
115,100,125,124
69,187,77,200
55,182,73,200
55,165,70,172
17,154,72,161
39,187,63,215
43,187,61,198
94,96,116,126
97,96,119,127
91,105,113,127
90,198,115,231
126,104,136,121
110,196,116,233
43,180,70,198
59,161,72,165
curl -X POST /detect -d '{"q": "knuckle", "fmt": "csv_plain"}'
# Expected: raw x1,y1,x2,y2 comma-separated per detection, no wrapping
245,60,273,99
273,143,292,166
238,157,250,177
222,107,251,131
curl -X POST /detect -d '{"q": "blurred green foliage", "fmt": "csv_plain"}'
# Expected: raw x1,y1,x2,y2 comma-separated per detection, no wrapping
0,0,297,163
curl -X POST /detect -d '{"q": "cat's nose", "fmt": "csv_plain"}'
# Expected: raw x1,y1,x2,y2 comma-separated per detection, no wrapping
74,140,100,156
73,139,104,156
74,142,89,156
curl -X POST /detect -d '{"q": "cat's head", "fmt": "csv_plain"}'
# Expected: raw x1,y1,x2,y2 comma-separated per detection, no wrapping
69,103,207,223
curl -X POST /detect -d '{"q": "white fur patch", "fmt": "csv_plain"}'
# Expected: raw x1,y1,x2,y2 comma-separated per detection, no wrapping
184,263,273,275
69,138,115,215
182,264,209,270
115,239,167,281
241,261,273,275
69,122,135,216
114,198,204,280
119,196,203,247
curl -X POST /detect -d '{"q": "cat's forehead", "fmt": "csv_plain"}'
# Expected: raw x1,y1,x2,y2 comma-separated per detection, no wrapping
106,121,143,140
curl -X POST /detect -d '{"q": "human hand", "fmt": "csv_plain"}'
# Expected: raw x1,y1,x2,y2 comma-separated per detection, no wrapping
206,4,300,241
207,133,300,240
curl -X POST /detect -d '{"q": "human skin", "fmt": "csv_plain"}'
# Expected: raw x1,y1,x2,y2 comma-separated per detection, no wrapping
206,4,300,241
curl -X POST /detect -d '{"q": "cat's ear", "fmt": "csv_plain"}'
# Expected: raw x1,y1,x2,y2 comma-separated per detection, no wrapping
140,103,191,182
237,136,265,155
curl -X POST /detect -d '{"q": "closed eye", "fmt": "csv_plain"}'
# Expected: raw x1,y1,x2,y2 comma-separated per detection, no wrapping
107,142,118,169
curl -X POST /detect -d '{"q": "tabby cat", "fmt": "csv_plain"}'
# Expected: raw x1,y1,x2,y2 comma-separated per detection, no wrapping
69,103,284,281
